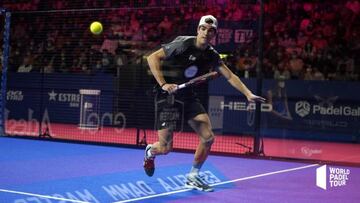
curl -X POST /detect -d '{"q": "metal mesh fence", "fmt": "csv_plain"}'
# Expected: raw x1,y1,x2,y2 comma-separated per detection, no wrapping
1,0,359,164
2,3,258,155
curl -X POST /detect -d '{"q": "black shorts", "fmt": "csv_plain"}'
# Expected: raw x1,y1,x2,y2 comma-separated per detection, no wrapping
154,93,206,131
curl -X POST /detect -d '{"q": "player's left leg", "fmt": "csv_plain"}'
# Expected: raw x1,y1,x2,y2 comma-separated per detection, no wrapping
186,113,215,192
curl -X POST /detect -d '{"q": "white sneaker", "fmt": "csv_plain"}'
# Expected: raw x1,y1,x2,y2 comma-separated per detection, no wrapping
143,145,155,177
185,174,214,192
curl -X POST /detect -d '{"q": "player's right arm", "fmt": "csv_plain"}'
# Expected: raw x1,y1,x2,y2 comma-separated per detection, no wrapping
147,48,178,93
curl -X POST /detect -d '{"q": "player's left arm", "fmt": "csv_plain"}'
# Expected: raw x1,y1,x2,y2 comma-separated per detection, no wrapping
218,62,266,103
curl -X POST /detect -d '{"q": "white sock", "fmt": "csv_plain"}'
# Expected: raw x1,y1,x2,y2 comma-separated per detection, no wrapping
189,163,203,177
189,170,199,178
147,145,154,158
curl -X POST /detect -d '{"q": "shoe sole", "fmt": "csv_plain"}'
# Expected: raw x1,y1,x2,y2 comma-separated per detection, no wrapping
144,167,154,177
144,145,155,177
184,183,214,192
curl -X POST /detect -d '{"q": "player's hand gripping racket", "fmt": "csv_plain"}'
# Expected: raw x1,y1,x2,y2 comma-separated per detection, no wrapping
176,71,219,90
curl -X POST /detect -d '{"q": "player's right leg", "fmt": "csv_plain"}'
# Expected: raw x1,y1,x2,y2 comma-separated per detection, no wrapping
143,128,173,177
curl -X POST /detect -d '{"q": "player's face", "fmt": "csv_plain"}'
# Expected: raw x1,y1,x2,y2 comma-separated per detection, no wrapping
197,25,216,45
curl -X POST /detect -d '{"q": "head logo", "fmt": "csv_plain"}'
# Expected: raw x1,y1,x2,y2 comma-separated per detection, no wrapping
295,101,311,117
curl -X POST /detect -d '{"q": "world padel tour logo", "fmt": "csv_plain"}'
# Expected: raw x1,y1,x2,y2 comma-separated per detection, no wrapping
316,165,351,190
295,101,311,117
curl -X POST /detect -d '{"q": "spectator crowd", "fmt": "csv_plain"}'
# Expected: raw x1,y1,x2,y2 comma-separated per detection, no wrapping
0,0,358,81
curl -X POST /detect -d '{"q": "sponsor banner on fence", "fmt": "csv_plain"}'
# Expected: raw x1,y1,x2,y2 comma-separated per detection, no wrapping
208,78,360,140
6,73,114,125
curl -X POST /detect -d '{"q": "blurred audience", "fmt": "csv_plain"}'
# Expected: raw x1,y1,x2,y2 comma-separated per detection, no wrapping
1,0,358,81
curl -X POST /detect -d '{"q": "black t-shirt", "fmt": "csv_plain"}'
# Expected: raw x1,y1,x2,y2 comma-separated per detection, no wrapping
161,36,222,85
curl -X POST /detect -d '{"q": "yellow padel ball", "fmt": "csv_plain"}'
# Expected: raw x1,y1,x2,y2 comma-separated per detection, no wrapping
90,21,103,35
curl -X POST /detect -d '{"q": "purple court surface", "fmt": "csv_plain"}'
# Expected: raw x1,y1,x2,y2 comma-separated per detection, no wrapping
0,137,359,203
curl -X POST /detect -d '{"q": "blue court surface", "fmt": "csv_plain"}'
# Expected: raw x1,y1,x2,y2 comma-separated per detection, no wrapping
0,137,359,203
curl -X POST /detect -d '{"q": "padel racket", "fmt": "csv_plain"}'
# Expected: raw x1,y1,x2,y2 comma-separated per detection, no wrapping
177,71,219,90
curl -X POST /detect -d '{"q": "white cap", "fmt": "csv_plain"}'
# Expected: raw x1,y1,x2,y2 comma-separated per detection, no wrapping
198,15,218,30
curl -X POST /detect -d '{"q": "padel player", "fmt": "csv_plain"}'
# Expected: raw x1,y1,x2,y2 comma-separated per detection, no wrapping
144,15,265,192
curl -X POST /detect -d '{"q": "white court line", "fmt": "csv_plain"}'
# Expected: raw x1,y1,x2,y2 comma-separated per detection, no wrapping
0,189,89,203
114,163,319,203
